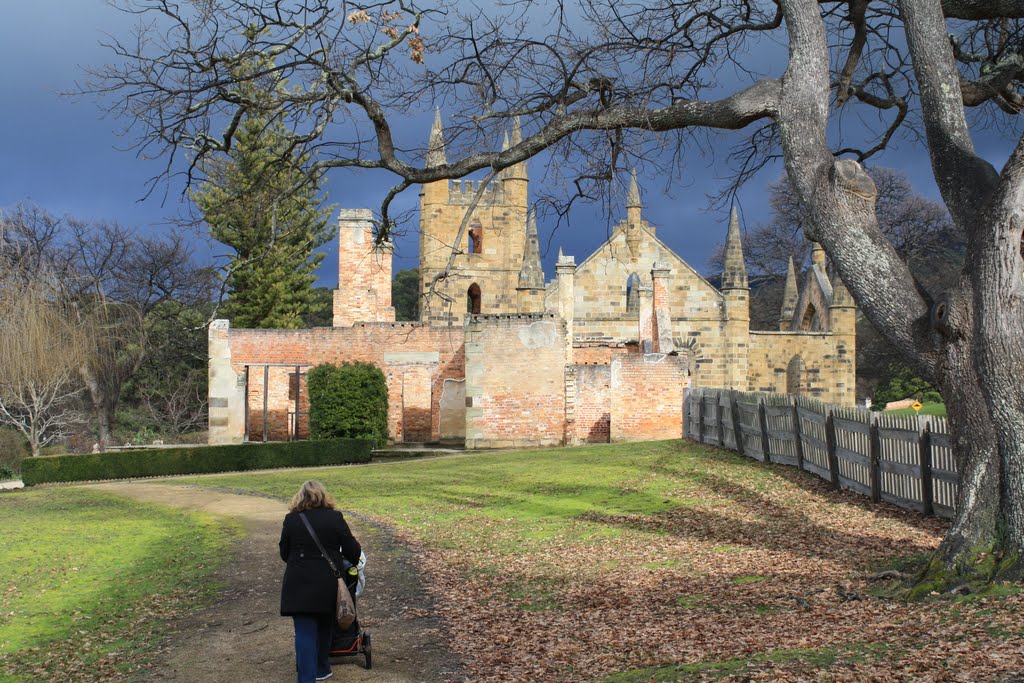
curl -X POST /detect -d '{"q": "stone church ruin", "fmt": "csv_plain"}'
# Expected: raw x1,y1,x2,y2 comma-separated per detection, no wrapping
208,115,856,447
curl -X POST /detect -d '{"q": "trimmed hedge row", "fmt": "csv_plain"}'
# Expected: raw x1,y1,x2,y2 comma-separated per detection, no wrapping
21,438,374,485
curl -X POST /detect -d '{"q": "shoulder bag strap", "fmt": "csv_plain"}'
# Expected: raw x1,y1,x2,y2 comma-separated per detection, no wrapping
298,512,342,578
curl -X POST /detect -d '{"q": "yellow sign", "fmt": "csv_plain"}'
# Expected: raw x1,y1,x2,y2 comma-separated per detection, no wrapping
911,401,924,413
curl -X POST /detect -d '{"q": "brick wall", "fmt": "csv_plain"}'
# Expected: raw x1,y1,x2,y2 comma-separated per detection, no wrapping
464,315,567,448
334,209,396,327
245,366,309,441
574,364,611,443
220,323,465,444
610,353,688,441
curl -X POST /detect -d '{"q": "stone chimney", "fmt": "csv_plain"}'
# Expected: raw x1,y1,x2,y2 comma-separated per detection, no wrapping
333,209,396,327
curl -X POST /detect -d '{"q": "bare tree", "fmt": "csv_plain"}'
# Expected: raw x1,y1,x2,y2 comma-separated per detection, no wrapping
91,0,1024,580
0,272,89,457
1,204,217,447
710,168,960,279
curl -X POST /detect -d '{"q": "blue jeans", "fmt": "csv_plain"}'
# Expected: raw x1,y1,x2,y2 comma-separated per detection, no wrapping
292,614,333,682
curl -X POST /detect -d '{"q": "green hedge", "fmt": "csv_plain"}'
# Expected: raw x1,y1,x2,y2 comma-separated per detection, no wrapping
307,362,389,443
20,438,374,486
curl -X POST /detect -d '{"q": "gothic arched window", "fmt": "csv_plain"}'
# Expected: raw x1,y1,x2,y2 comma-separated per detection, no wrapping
467,283,482,315
468,221,483,254
625,273,641,314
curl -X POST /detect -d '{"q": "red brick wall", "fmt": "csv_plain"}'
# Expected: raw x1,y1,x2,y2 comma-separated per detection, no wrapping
246,367,310,441
464,315,566,448
610,353,688,441
229,324,464,442
574,364,611,443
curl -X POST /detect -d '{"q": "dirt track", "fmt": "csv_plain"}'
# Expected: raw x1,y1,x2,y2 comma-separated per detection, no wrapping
87,482,462,683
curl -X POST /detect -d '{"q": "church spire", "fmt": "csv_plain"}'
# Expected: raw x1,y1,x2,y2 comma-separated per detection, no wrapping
510,115,522,146
779,255,799,329
518,208,544,290
504,116,527,183
626,168,643,229
498,129,511,180
626,168,641,209
811,241,827,272
426,108,446,166
721,207,748,290
503,115,528,207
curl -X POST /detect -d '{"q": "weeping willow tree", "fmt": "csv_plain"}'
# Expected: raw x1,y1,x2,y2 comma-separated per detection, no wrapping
0,273,92,456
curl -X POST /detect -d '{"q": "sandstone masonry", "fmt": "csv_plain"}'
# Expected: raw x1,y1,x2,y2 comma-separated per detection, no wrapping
208,115,855,447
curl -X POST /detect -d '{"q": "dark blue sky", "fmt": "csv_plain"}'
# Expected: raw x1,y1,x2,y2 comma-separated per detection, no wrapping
2,2,1015,290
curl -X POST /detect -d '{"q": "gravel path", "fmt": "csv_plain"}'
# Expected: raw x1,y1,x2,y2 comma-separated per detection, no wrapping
87,482,462,683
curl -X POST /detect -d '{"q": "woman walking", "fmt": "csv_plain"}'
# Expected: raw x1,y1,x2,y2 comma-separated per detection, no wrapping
279,480,361,682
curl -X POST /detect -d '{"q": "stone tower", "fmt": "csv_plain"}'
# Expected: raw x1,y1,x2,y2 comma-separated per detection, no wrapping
720,207,750,390
418,113,533,324
828,272,858,405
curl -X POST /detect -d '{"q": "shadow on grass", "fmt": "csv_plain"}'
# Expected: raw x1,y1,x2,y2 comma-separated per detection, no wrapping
582,472,937,567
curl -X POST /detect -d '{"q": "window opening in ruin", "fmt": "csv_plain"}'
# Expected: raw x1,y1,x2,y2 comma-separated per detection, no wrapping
467,283,482,314
800,304,817,331
786,355,804,395
625,273,641,314
468,221,483,254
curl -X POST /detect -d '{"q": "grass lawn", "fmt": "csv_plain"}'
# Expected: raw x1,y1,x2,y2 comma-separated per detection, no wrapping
178,440,1024,682
887,402,947,416
0,488,238,682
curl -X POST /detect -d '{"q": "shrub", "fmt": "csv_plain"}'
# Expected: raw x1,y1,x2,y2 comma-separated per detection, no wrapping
871,364,942,410
307,362,388,444
0,428,29,478
20,438,373,485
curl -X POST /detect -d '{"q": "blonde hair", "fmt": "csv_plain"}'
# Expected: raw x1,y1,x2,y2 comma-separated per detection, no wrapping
289,480,337,513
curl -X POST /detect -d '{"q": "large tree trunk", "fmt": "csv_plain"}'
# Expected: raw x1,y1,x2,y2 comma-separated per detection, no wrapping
934,332,1003,567
971,145,1024,576
80,364,112,449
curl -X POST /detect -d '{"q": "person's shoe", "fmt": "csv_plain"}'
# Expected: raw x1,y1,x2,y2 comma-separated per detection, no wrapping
316,673,333,681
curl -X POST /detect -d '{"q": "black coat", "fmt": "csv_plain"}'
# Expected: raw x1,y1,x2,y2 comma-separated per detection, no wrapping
279,507,362,616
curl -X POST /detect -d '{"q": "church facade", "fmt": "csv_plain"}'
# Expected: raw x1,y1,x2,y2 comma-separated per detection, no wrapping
207,115,856,447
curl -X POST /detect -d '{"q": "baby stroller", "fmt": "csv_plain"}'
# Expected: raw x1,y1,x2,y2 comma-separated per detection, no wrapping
329,554,371,669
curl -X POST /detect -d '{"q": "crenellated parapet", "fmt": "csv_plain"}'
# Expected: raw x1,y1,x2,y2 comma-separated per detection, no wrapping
447,179,507,206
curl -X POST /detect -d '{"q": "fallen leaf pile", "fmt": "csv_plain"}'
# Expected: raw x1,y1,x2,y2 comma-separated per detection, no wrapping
387,462,1023,681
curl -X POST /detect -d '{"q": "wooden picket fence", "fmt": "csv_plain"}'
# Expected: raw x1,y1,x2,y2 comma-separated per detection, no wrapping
684,388,958,518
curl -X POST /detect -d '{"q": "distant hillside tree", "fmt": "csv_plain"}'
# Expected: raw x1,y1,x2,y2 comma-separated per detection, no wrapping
302,287,335,328
392,268,420,321
194,76,333,329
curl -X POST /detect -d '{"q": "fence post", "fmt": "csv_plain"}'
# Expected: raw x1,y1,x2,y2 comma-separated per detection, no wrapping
731,391,744,456
758,397,772,464
825,409,840,490
262,364,270,443
919,418,934,516
696,390,705,443
717,391,726,447
791,397,804,471
869,415,882,503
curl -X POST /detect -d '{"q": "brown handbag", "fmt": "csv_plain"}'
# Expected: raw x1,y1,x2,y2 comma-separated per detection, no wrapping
298,512,357,629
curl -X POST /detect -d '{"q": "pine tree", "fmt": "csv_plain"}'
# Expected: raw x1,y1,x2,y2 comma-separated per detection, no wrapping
194,103,332,329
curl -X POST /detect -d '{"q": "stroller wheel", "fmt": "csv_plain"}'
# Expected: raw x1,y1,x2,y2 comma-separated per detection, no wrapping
363,632,372,670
